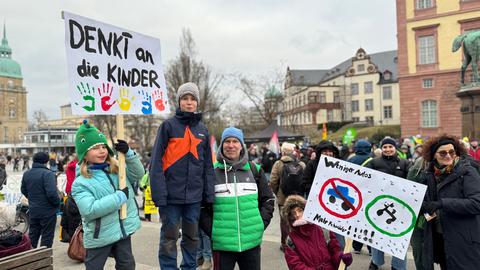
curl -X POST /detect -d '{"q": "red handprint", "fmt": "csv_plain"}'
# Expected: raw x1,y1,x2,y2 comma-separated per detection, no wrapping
152,89,166,111
98,83,117,111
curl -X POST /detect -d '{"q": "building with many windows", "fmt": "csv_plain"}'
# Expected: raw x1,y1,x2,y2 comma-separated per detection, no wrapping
281,48,399,133
0,24,28,145
396,0,480,137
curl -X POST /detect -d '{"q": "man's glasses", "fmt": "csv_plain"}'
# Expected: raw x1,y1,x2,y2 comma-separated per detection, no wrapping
436,149,456,158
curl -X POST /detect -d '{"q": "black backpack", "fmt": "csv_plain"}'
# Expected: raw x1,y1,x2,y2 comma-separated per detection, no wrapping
280,160,304,197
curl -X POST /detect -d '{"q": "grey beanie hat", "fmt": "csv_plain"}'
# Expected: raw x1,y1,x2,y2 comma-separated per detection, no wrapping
176,82,200,106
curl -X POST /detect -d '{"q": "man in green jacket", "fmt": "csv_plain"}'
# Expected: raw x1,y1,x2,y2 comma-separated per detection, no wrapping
204,127,275,270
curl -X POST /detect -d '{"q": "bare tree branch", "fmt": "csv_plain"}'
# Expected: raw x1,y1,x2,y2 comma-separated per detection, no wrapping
165,28,225,127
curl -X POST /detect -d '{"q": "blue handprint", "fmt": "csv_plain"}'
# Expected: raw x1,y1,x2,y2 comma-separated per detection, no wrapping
139,90,152,115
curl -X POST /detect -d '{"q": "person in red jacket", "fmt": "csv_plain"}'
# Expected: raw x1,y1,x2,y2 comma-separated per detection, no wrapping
469,138,480,161
64,154,78,194
282,195,353,270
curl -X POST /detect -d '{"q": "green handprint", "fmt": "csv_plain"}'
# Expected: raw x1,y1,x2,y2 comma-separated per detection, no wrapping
75,82,96,112
117,88,135,111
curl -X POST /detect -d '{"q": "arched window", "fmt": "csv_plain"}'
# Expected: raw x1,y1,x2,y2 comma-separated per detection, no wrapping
8,107,16,118
421,100,437,127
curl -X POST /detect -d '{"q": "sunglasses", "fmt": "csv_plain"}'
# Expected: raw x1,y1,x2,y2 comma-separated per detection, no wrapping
436,149,456,158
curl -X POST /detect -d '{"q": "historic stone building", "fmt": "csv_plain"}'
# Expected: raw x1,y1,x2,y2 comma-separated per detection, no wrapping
0,25,28,144
282,48,399,134
396,0,480,137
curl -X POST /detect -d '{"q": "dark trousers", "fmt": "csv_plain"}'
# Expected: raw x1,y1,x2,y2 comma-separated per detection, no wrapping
29,214,57,248
213,246,261,270
85,236,135,270
352,240,371,253
159,203,200,270
411,228,426,270
278,205,289,247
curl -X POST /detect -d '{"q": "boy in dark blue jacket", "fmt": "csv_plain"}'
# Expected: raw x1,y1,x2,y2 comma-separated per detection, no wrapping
150,82,215,270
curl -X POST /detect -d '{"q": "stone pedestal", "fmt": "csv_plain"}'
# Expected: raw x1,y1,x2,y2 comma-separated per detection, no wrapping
456,85,480,138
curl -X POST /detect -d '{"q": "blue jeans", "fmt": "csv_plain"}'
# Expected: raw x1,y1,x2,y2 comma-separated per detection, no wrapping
159,203,201,270
197,228,212,260
371,247,407,270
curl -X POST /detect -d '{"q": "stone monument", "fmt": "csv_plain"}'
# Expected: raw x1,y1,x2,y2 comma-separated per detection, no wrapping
452,31,480,138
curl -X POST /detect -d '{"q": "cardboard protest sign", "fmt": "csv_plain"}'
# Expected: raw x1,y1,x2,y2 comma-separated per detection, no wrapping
64,11,169,115
303,155,427,259
143,186,158,215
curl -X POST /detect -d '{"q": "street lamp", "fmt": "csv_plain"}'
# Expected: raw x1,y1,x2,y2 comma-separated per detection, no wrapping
63,129,67,154
47,125,51,153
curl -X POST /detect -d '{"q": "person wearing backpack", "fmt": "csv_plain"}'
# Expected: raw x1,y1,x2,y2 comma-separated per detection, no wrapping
269,142,305,252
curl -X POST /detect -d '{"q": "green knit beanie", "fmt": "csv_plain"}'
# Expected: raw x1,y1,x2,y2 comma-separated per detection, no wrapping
75,119,114,164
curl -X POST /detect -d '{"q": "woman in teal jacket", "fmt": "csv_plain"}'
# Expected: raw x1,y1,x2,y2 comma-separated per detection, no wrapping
72,120,144,270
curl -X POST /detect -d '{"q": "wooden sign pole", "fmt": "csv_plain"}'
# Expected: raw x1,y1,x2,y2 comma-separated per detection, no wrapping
338,237,353,270
116,114,127,219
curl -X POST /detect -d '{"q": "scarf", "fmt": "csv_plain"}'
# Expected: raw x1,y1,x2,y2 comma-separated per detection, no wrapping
433,157,459,178
88,163,109,171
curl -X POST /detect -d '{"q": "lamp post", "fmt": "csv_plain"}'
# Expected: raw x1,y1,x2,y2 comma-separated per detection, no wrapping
63,129,67,154
47,125,51,153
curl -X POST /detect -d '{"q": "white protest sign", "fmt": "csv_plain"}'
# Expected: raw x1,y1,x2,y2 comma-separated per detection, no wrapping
303,155,427,259
64,11,170,115
1,175,23,205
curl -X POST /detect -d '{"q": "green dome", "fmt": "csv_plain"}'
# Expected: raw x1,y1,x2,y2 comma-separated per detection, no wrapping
265,85,282,98
0,24,22,79
0,58,22,79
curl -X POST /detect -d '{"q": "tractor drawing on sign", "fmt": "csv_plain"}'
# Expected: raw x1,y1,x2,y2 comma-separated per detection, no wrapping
327,185,355,211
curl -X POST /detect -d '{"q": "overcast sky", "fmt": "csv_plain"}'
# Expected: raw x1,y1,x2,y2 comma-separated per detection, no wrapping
2,0,397,120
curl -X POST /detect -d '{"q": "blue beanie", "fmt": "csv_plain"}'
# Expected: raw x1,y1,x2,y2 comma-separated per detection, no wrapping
380,137,397,148
221,127,244,145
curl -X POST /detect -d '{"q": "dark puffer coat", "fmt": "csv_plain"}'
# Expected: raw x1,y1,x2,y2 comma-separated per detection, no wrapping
149,109,215,206
421,158,480,270
364,154,410,179
302,141,339,195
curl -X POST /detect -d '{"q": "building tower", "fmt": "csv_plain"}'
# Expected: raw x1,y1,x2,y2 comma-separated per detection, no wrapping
0,23,28,144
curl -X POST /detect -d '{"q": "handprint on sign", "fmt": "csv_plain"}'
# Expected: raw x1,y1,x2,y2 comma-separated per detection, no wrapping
75,82,96,112
138,90,153,115
98,83,117,112
117,88,135,111
152,89,166,111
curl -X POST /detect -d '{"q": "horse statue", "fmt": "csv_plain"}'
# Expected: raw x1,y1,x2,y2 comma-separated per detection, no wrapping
452,31,480,85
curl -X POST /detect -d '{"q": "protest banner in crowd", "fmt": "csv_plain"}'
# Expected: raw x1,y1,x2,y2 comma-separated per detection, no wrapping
63,11,168,218
64,11,169,115
1,175,23,205
304,155,427,259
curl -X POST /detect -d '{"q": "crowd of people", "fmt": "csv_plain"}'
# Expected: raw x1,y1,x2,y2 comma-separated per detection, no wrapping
1,81,480,270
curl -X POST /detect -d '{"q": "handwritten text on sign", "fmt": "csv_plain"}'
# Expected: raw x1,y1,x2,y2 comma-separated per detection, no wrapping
303,156,426,259
64,11,169,115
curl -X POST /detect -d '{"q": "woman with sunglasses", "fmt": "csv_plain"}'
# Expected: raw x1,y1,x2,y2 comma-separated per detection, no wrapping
420,134,480,270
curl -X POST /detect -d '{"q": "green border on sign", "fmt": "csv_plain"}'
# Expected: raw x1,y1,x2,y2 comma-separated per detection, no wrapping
365,194,417,237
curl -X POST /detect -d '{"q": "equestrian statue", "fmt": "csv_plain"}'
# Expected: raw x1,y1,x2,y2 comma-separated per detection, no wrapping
452,31,480,85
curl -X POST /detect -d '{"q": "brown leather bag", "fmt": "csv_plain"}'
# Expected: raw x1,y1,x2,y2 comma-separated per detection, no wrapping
67,224,86,262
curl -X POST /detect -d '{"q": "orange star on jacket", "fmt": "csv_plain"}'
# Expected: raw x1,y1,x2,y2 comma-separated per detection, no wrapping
162,127,203,171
